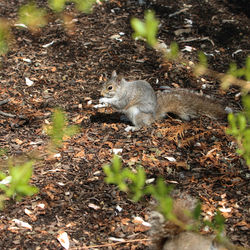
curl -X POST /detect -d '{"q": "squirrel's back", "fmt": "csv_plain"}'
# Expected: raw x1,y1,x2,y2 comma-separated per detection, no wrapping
156,88,228,121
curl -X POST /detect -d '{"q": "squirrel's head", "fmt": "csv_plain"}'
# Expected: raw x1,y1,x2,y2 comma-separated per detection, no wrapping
101,70,122,97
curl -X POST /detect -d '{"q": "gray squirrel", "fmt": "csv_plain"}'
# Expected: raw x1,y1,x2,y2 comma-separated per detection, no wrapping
94,71,231,131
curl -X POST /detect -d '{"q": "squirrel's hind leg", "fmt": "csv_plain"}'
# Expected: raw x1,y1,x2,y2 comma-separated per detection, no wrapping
178,113,191,121
124,107,154,132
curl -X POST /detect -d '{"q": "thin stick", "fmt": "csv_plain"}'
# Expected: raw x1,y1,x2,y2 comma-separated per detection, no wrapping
0,110,16,118
0,99,10,106
0,110,26,119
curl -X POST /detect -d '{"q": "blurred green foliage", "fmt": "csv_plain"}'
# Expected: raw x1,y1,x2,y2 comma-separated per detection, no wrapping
194,51,208,76
0,0,97,55
104,155,225,234
19,2,47,30
131,10,159,47
0,20,11,56
227,95,250,167
222,56,250,91
0,108,79,209
45,108,79,149
49,0,96,13
0,148,8,157
0,161,38,209
103,155,146,201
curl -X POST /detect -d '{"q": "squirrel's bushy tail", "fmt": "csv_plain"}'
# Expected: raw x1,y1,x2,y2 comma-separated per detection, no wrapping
155,89,229,121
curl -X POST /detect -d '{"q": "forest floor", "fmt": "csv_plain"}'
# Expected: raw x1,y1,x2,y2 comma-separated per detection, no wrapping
0,0,249,249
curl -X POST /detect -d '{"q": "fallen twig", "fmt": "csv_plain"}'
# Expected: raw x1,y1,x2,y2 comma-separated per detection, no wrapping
0,110,26,119
0,99,10,106
0,110,16,118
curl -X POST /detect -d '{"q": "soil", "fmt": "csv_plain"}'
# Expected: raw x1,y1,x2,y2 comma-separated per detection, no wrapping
0,0,249,249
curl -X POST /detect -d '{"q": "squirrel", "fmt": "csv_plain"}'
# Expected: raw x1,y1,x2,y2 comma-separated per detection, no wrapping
94,71,231,131
148,192,249,250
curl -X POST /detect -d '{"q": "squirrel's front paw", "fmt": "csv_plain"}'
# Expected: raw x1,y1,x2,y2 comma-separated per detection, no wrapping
99,97,109,104
124,126,139,132
93,103,108,109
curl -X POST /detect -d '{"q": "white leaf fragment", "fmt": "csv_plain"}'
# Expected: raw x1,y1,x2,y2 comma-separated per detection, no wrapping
12,219,32,230
53,153,61,158
14,23,28,29
110,34,120,40
112,148,123,154
93,170,101,176
219,207,232,213
108,237,125,242
232,49,242,57
184,18,193,26
165,156,176,162
116,205,122,212
110,34,122,42
25,77,34,86
22,58,32,63
133,216,151,227
57,182,66,186
24,208,33,216
145,178,155,184
42,41,55,48
87,100,92,105
0,176,12,185
37,203,46,209
181,46,195,52
88,203,100,210
57,231,70,250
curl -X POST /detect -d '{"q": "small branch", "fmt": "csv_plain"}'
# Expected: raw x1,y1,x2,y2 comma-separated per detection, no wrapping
0,99,10,106
179,36,215,46
0,110,16,118
0,110,26,119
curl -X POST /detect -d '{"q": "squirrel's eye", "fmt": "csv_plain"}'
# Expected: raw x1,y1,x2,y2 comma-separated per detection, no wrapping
108,86,113,90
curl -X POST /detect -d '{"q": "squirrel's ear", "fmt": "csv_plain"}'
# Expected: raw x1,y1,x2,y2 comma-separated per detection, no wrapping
111,70,117,79
120,78,127,85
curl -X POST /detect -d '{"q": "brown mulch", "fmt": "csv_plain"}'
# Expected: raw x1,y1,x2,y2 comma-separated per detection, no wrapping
0,0,249,249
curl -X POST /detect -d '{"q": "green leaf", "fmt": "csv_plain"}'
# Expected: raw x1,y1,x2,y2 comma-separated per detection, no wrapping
0,20,10,55
213,211,225,233
48,0,66,12
193,202,201,220
6,161,38,199
103,155,128,192
0,172,7,180
19,2,47,30
135,167,146,188
46,108,79,149
198,52,207,67
74,0,96,13
131,10,159,47
169,42,179,59
131,18,146,38
228,62,238,77
145,10,159,47
245,56,250,81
